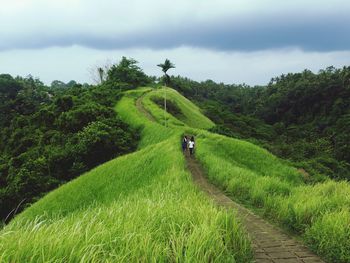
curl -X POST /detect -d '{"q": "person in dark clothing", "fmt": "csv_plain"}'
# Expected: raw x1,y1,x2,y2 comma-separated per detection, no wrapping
182,136,188,152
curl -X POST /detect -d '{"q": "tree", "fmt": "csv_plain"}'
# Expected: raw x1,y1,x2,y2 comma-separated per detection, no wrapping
157,59,175,127
0,74,140,221
107,57,149,88
51,80,67,89
157,59,175,87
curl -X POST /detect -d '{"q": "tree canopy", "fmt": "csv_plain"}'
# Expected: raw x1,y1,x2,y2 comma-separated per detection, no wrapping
157,59,175,74
0,70,140,222
170,66,350,181
107,56,150,88
157,59,175,86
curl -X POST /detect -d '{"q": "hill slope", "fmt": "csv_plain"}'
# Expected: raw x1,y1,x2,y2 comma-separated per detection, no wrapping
1,87,349,262
0,88,251,262
126,87,350,263
170,68,350,181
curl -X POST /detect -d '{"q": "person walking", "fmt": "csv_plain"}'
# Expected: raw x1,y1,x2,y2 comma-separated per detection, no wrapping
188,136,195,155
182,135,188,153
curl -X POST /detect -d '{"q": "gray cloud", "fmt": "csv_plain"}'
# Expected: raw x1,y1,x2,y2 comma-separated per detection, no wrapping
0,0,349,52
1,0,350,86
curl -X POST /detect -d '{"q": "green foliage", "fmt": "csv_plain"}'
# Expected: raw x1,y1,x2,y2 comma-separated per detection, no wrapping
151,97,184,120
50,80,78,89
157,59,175,86
107,56,150,88
144,88,214,130
194,131,350,262
0,75,139,221
1,61,350,262
0,88,252,262
140,87,350,262
305,209,350,262
157,59,175,74
170,67,350,181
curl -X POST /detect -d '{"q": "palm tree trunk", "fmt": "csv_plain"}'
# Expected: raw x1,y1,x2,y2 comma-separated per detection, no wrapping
163,73,169,127
164,85,167,127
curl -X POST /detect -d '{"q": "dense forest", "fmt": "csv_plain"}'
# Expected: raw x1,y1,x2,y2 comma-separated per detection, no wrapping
0,57,151,222
170,66,350,182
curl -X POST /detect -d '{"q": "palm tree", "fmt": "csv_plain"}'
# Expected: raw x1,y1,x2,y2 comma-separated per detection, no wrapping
157,59,175,127
157,59,175,87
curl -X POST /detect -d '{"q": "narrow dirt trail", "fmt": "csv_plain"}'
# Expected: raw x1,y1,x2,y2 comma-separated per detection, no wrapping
136,95,156,122
135,95,324,263
185,154,325,263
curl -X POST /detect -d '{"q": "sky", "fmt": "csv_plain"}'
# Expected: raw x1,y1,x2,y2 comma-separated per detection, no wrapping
0,0,349,86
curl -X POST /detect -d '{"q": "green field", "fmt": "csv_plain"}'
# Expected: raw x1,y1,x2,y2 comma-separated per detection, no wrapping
1,87,349,262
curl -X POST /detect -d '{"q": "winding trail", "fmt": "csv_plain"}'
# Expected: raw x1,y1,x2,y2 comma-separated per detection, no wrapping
136,94,325,263
136,95,156,122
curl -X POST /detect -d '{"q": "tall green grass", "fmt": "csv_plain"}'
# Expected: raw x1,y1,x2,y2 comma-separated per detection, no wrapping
116,88,178,148
194,132,350,262
0,88,253,262
124,87,350,262
3,86,349,262
142,87,214,130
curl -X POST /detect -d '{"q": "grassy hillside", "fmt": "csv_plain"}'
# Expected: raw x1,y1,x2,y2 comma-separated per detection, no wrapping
135,88,350,262
170,69,350,181
1,86,349,262
194,132,350,262
143,88,214,129
0,88,252,262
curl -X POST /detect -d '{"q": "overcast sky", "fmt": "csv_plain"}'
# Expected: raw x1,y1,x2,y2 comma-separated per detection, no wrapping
0,0,349,85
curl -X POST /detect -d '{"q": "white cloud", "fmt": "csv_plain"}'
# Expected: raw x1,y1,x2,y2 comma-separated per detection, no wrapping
1,46,349,86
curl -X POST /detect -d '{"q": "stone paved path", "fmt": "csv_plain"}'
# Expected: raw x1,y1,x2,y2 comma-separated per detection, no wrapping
186,154,325,263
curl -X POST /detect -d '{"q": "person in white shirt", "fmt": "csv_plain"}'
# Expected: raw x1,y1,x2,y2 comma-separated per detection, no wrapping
188,136,195,155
